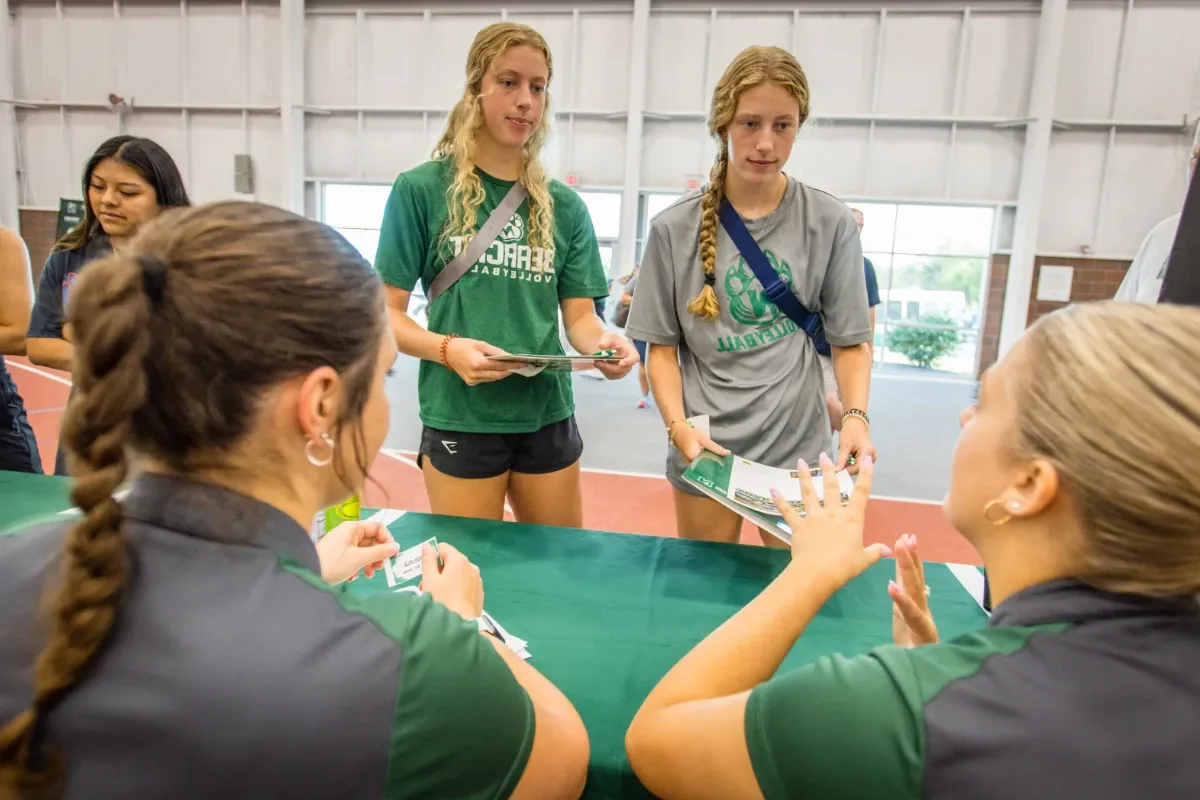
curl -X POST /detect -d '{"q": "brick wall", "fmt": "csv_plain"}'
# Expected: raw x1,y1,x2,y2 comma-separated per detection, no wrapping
978,254,1132,376
18,209,60,287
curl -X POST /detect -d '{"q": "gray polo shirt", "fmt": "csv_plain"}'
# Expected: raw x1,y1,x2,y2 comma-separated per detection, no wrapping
625,177,871,491
0,474,535,798
745,578,1200,798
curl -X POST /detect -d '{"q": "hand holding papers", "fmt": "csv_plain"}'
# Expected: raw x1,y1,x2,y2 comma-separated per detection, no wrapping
386,537,531,660
485,349,621,378
681,451,856,545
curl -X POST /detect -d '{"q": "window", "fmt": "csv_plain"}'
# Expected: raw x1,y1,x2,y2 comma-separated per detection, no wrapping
576,190,622,240
644,192,682,224
635,191,684,264
851,202,994,376
573,189,623,278
321,183,392,264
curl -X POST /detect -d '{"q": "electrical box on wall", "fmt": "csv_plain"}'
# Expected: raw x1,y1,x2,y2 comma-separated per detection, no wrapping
234,154,254,195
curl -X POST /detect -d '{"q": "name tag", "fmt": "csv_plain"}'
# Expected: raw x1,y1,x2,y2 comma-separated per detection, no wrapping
384,537,438,587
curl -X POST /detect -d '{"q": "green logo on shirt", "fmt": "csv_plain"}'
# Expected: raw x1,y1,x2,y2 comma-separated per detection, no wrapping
454,212,556,284
724,250,792,327
717,249,800,353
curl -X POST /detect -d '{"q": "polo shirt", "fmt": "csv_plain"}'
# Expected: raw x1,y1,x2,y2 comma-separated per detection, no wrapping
745,578,1200,798
0,474,535,798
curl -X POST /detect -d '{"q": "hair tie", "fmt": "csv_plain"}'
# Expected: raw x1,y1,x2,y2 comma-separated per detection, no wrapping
26,703,50,770
137,252,168,305
704,272,716,287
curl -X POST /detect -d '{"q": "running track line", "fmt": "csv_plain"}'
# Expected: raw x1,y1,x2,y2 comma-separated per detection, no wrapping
6,359,72,386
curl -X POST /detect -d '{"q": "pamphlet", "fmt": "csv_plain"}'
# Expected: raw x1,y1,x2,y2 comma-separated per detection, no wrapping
680,452,856,545
486,349,621,377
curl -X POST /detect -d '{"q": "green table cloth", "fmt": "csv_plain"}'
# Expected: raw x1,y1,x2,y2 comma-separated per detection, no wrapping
0,470,72,532
349,511,987,799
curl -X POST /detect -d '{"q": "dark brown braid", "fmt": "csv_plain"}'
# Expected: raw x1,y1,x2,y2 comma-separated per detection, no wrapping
0,252,149,796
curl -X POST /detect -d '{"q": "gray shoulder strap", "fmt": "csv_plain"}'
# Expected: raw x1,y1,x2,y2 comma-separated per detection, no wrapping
426,182,529,304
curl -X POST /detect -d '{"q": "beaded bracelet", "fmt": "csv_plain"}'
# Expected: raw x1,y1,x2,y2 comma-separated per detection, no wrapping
439,333,459,369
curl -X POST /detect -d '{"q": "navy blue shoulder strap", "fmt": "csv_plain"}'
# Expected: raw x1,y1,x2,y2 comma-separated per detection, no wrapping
717,199,824,340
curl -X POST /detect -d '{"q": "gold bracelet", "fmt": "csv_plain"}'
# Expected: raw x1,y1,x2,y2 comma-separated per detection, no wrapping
666,418,693,449
842,408,870,429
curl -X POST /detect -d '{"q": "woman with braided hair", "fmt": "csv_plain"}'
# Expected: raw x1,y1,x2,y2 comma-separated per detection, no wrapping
0,203,588,799
626,46,876,545
375,21,637,527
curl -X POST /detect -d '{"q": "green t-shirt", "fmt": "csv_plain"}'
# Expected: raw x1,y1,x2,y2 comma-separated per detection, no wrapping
375,159,609,434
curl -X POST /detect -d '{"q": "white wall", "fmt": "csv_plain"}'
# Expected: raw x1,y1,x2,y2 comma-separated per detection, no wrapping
5,0,1200,258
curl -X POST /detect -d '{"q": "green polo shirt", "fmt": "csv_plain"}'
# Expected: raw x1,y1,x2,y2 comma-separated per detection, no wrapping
743,579,1200,798
375,159,608,435
0,474,536,798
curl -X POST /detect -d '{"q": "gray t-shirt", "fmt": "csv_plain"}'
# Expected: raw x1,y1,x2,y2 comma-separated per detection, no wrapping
626,177,872,490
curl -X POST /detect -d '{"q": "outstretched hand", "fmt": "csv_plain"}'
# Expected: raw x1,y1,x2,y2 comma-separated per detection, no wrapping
771,453,891,587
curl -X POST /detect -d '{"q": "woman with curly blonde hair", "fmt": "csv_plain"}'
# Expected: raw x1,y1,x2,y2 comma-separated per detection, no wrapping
375,22,637,526
626,45,875,544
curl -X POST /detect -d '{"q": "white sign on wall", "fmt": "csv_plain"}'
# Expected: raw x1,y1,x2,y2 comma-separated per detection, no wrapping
1036,265,1074,303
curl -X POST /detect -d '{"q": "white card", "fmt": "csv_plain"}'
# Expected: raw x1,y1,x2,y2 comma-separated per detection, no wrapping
385,537,437,588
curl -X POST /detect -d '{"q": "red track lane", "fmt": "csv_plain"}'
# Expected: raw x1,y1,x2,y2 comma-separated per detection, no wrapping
7,359,981,566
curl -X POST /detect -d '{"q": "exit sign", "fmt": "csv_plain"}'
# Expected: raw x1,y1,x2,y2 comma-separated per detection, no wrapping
565,173,581,187
685,175,702,191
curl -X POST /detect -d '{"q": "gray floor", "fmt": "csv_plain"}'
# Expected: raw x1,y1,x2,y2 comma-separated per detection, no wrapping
382,359,974,503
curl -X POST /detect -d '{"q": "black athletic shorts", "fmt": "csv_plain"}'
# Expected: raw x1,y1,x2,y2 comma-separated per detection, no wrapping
417,416,583,480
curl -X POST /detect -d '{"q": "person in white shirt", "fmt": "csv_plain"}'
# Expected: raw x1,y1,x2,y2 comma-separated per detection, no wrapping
1115,120,1200,304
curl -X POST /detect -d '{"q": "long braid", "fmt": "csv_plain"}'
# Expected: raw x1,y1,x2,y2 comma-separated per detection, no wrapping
687,147,728,321
0,254,150,797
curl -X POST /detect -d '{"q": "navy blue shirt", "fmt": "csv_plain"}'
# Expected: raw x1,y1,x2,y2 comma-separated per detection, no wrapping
814,256,879,357
27,236,112,341
26,236,111,475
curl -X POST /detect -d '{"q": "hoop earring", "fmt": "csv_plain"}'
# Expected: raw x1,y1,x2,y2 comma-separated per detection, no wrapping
305,433,335,468
982,499,1013,526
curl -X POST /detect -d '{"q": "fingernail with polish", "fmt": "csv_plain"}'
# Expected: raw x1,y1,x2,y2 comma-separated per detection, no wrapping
863,455,873,467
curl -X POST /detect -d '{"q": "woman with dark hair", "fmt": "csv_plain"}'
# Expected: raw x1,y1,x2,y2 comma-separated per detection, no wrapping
26,135,190,474
0,202,588,799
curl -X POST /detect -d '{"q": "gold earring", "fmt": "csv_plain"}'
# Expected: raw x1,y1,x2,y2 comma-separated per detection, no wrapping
982,499,1013,526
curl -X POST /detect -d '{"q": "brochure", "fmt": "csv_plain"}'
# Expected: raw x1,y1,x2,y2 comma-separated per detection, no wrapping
680,451,856,545
486,349,621,377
